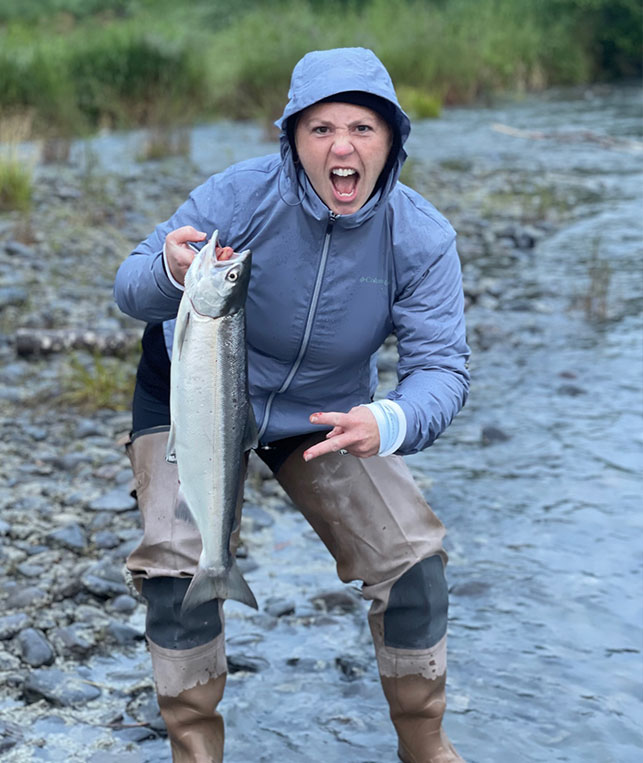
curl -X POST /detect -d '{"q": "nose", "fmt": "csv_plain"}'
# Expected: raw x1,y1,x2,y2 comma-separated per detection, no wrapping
331,131,354,157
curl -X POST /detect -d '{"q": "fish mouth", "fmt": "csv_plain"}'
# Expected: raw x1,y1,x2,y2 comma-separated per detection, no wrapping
330,167,359,203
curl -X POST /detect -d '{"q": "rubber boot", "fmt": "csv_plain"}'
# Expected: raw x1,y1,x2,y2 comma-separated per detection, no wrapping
149,638,227,763
380,671,463,763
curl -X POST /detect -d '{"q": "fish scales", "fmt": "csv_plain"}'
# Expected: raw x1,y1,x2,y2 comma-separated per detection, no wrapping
167,233,257,614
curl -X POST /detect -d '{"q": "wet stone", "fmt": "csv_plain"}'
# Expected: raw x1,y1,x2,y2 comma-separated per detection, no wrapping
0,649,21,670
126,690,166,732
75,418,106,438
105,620,144,645
47,523,88,552
0,286,28,308
16,562,46,578
17,628,55,667
557,383,587,396
227,653,270,673
311,588,363,615
81,560,129,598
335,654,369,681
93,530,120,549
481,425,511,445
23,667,102,706
241,504,275,531
107,594,138,614
264,597,296,618
5,241,36,258
6,585,48,609
49,624,96,657
88,486,137,513
0,613,31,640
0,719,23,754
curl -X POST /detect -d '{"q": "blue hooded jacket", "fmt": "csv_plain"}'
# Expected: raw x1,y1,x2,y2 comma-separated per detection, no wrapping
113,47,470,454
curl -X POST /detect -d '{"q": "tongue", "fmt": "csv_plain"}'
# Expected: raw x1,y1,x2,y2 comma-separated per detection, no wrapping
332,174,357,196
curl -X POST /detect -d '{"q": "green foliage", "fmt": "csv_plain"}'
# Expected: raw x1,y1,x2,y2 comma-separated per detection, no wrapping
59,353,136,412
0,0,639,136
0,157,32,212
398,87,442,119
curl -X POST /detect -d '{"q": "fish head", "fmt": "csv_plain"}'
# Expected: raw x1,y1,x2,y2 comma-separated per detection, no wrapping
185,233,252,318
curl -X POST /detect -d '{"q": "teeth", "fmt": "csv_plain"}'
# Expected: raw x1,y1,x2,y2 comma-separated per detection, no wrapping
332,168,356,177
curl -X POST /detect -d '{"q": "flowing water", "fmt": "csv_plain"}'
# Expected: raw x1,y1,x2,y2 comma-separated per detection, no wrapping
5,85,642,762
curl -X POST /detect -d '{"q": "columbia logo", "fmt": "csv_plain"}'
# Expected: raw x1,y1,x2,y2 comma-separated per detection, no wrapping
360,276,389,286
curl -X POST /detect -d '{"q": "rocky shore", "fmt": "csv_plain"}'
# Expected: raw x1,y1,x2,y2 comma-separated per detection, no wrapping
0,137,576,761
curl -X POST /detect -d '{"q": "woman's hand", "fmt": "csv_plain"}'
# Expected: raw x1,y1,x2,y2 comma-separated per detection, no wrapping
165,226,235,284
303,406,380,461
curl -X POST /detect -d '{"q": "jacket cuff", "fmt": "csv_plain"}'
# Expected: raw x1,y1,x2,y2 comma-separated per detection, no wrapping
162,241,185,292
361,400,407,457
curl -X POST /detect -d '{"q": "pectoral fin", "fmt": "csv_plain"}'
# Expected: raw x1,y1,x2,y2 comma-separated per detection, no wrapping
174,307,190,361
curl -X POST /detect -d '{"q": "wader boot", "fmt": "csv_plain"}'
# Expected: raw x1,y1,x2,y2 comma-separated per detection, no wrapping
126,430,237,763
273,438,464,763
381,653,463,763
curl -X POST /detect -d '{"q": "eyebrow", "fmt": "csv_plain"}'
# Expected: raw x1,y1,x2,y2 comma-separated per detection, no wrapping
302,116,381,128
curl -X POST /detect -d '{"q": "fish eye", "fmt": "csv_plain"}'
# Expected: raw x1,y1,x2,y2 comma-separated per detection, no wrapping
226,269,239,282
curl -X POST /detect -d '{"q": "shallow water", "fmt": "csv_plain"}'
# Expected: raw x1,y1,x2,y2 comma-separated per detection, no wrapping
4,85,642,762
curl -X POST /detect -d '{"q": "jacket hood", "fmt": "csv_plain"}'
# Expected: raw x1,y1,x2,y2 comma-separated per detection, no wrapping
275,48,411,216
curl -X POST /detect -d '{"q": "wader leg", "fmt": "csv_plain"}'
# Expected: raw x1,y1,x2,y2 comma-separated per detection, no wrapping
126,429,240,762
276,439,463,763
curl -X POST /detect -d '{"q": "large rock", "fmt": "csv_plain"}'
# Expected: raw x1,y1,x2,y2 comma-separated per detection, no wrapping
23,667,102,706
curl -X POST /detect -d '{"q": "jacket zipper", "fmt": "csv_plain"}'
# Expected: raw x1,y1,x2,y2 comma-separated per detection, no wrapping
257,212,338,443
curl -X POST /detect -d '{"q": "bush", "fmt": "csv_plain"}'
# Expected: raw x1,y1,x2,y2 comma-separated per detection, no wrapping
0,157,32,212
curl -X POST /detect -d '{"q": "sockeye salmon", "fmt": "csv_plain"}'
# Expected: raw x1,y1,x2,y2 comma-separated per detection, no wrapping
166,232,258,614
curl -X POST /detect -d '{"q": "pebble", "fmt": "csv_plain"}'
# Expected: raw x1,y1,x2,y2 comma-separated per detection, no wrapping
6,585,49,609
17,627,56,667
481,425,511,445
23,667,102,706
264,597,296,618
107,594,138,614
88,486,137,513
105,620,144,645
47,522,88,551
0,612,32,639
311,588,363,615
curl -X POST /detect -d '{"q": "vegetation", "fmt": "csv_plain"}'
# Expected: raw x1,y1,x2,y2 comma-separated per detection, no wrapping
0,0,640,139
59,352,136,412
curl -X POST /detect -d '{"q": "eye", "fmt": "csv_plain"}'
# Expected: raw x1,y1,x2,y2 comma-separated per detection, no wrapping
356,124,373,133
313,125,330,135
226,270,239,282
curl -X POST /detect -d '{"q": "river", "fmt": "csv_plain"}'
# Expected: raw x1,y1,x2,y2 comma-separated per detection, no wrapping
2,84,641,762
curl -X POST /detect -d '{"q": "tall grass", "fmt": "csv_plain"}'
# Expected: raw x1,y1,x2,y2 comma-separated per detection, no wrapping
0,0,639,138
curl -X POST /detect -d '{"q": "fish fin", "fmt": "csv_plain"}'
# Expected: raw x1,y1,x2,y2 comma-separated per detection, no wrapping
174,307,190,361
165,421,177,463
243,405,259,452
181,560,258,615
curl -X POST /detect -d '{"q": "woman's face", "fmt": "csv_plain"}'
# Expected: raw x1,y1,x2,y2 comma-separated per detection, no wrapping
294,101,392,216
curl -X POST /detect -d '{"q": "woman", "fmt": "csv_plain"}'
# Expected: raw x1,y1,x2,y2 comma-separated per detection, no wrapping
114,47,469,763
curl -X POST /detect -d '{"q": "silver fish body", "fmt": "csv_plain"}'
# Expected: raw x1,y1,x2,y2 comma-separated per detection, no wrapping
167,233,257,613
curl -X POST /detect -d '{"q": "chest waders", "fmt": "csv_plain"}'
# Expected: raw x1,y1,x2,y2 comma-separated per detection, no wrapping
124,427,463,762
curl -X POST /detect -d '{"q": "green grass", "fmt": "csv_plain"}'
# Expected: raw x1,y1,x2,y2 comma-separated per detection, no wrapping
59,353,136,412
0,158,32,212
0,0,639,138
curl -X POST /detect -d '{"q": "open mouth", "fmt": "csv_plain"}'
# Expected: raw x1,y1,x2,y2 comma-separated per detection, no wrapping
330,167,359,201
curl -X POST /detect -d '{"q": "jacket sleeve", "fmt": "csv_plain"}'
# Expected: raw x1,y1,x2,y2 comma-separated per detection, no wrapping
386,231,470,454
113,172,236,322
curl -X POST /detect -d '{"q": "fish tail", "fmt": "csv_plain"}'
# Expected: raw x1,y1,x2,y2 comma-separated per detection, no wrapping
180,561,258,615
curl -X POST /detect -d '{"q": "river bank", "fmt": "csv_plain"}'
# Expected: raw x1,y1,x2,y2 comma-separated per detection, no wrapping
0,85,641,761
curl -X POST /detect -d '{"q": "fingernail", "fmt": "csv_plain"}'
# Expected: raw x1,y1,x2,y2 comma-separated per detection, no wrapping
303,453,310,462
